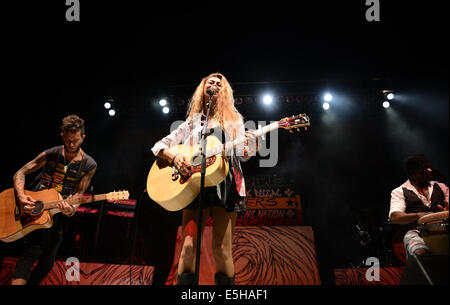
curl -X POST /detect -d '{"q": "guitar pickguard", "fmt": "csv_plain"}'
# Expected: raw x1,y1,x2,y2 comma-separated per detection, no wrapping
178,156,217,184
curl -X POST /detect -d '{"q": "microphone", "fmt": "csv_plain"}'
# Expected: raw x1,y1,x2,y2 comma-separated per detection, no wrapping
206,86,218,96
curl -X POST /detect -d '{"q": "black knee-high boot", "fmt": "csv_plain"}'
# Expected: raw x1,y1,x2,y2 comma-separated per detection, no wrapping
214,273,235,285
177,272,194,285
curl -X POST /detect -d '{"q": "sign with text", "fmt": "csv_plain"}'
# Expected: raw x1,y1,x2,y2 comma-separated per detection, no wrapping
246,195,301,210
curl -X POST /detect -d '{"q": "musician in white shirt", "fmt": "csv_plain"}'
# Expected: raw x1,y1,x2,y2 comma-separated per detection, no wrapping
389,155,448,258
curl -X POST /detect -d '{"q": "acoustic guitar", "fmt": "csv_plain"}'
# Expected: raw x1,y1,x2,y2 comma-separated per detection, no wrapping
147,114,310,211
0,188,129,242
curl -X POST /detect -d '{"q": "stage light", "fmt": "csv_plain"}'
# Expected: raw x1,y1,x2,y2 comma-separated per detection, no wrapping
382,90,395,100
108,109,116,116
263,95,273,105
104,102,111,109
324,93,333,102
323,102,330,110
162,106,170,114
159,99,167,106
383,101,390,108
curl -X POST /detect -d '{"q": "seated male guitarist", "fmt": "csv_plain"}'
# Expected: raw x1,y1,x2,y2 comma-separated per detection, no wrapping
10,114,97,285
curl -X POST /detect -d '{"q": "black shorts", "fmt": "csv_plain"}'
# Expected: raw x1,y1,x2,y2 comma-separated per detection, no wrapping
184,184,244,212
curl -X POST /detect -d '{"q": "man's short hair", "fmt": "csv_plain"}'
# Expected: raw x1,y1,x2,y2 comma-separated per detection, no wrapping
61,114,85,135
405,154,428,178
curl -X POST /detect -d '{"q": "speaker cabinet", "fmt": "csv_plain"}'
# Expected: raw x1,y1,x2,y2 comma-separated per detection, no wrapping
400,254,449,285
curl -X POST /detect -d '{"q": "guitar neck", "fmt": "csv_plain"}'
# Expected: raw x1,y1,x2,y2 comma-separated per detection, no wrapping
206,121,279,157
43,194,107,210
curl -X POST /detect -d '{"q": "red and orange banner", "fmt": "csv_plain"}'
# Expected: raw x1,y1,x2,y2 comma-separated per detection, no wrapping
245,195,301,210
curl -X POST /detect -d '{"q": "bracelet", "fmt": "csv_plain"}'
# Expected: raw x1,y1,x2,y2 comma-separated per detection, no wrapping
171,153,179,166
68,205,76,217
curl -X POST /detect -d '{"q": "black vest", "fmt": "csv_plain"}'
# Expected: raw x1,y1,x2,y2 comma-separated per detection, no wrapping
402,183,445,214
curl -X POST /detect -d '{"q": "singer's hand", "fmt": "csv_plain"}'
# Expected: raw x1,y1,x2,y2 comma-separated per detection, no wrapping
173,155,192,176
243,130,260,157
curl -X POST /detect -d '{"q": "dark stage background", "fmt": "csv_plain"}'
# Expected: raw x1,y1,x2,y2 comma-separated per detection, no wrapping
0,1,448,285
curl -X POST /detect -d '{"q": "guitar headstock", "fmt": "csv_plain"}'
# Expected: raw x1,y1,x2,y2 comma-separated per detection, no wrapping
106,190,130,203
278,113,310,133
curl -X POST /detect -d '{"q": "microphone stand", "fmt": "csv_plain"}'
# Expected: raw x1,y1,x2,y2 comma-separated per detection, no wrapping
193,93,214,285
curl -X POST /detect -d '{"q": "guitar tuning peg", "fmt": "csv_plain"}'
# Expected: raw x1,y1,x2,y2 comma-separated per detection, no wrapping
304,127,308,131
297,128,300,132
289,130,293,133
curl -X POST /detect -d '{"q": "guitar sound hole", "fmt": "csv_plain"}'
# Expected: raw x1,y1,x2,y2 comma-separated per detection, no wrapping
20,204,44,225
31,201,44,215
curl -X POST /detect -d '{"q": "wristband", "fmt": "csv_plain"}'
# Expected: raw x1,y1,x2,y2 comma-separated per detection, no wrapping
171,153,179,166
67,205,76,217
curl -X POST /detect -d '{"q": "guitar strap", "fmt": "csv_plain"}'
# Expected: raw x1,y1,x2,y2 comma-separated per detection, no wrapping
61,151,87,198
51,148,63,187
76,156,87,181
66,155,87,198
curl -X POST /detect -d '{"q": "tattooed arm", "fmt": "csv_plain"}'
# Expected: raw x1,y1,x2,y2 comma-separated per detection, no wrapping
13,151,47,213
77,167,97,196
64,166,97,216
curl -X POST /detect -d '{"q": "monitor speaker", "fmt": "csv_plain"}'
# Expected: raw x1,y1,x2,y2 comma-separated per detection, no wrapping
400,254,448,285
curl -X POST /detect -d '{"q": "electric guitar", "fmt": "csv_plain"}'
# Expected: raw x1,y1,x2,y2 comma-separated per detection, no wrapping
0,188,129,242
146,114,310,211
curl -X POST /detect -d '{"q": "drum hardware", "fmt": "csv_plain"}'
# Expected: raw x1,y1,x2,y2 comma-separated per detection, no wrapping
356,224,371,246
412,253,434,285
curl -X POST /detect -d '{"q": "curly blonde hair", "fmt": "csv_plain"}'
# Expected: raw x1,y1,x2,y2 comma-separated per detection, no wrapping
186,73,243,139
